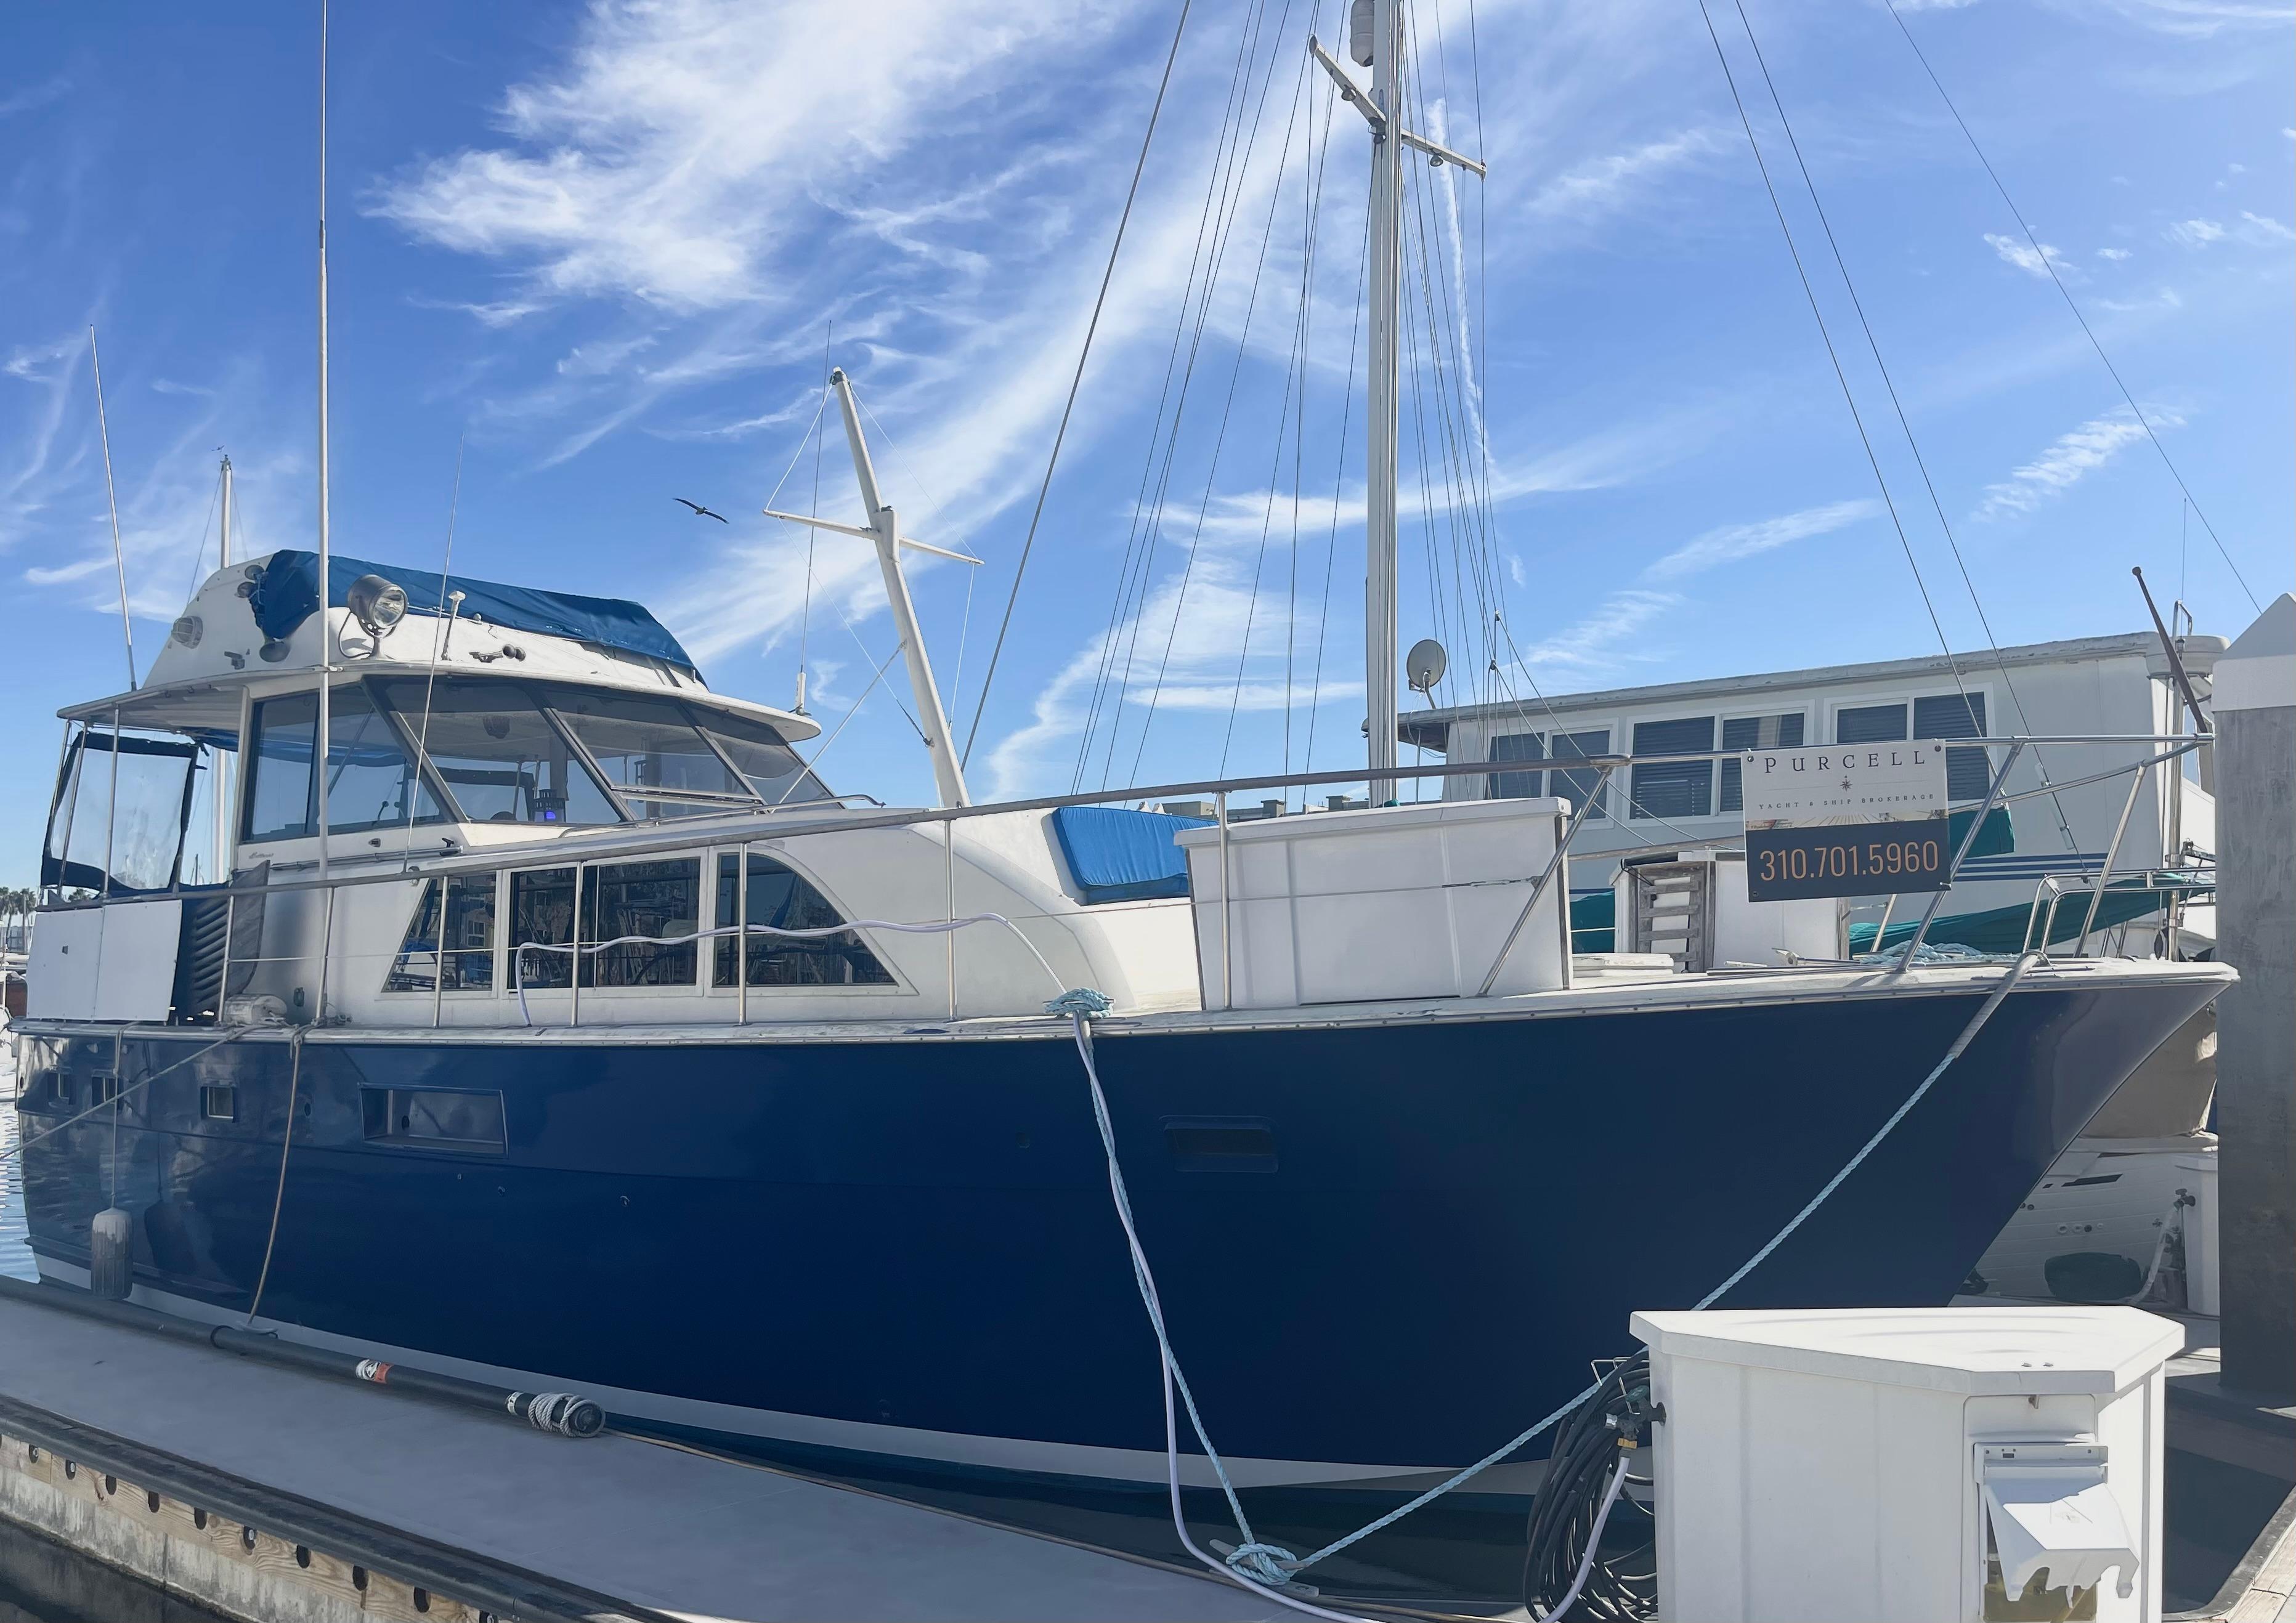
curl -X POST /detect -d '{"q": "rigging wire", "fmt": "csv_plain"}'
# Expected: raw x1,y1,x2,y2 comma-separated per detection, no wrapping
1123,25,1316,786
184,463,224,602
960,0,1198,769
1300,193,1371,790
1221,56,1333,776
798,322,830,711
1071,0,1279,791
1694,0,1970,719
1883,0,2260,615
1724,0,2079,852
1095,0,1308,789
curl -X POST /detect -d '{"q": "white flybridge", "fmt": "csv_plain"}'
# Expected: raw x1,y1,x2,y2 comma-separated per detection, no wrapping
763,368,978,809
1312,0,1486,783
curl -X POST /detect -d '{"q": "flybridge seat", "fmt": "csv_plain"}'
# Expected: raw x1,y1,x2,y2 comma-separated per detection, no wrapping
248,549,700,676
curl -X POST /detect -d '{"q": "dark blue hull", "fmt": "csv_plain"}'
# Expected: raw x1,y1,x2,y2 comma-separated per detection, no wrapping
14,970,2219,1481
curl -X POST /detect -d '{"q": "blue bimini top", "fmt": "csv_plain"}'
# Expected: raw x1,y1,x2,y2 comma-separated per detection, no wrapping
1049,805,1212,904
248,550,700,677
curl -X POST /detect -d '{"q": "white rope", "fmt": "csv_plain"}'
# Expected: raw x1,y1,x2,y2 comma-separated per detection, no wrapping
1061,952,2043,1593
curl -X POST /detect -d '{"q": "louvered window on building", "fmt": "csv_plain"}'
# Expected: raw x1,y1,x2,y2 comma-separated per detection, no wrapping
1913,693,1991,800
1550,729,1610,819
1719,713,1807,813
1629,716,1716,820
1836,702,1909,743
1487,732,1544,799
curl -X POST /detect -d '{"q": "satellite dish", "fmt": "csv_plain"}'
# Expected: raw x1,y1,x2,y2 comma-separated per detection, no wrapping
1406,638,1448,694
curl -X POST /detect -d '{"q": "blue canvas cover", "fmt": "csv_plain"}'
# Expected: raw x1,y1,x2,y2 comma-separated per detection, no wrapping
1050,806,1211,904
249,550,700,676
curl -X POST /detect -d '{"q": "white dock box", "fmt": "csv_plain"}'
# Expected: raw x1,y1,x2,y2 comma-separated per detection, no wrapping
1174,798,1571,1008
1633,1306,2180,1623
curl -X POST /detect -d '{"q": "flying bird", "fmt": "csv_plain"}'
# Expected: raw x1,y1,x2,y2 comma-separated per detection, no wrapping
675,498,729,524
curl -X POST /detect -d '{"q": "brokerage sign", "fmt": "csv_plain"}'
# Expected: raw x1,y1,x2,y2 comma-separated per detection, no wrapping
1741,743,1951,902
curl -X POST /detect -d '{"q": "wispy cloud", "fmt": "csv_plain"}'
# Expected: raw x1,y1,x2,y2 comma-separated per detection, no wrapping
1642,499,1880,581
2237,211,2295,243
1985,232,2074,279
1514,589,1681,673
0,77,71,119
2165,217,2226,247
1973,407,2173,520
2096,246,2132,261
407,294,546,328
1524,129,1722,225
2055,0,2296,37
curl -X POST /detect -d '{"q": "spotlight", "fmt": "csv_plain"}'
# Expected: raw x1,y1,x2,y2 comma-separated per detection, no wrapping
346,574,408,639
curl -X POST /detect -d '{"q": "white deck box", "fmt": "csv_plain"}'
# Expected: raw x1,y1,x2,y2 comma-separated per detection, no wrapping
1174,798,1571,1009
1635,1306,2181,1623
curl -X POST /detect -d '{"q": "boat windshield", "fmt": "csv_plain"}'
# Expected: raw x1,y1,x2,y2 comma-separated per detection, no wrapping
374,680,620,828
235,676,830,835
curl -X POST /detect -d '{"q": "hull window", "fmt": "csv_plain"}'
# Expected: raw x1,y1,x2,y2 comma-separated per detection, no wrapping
201,1084,237,1122
361,1087,505,1154
713,854,893,987
384,874,498,993
580,859,700,987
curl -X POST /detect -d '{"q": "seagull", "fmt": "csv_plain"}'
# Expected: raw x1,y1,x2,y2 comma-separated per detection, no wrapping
675,498,729,524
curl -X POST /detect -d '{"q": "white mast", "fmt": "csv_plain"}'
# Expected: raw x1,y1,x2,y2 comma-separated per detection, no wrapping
1363,0,1403,791
762,369,980,808
314,0,333,882
216,452,235,879
1312,5,1483,790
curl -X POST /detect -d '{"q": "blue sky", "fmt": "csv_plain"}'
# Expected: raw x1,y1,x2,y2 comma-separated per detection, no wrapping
3,0,2289,878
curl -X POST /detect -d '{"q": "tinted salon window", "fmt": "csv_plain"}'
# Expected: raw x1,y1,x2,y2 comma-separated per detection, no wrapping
580,858,700,987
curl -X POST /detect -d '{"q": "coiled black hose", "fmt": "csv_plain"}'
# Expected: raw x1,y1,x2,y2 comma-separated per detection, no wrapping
1520,1351,1660,1621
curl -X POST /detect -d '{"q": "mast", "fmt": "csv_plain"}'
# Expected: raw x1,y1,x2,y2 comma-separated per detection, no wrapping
830,371,972,808
1363,0,1402,790
216,452,235,880
314,0,333,883
762,370,983,809
1311,2,1482,791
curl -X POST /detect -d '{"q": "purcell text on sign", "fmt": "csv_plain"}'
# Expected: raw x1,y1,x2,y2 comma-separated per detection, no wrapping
1739,743,1952,902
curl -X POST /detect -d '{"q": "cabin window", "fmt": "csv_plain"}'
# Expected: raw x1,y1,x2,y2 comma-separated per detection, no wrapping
701,711,834,806
1913,693,1991,801
580,859,700,987
509,868,577,990
1629,717,1715,820
375,681,619,827
384,874,498,993
1487,733,1544,799
712,854,894,987
545,689,757,818
241,689,448,841
1718,712,1807,813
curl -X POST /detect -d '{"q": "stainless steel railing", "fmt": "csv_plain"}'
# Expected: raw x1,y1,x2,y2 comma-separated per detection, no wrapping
33,732,2210,1028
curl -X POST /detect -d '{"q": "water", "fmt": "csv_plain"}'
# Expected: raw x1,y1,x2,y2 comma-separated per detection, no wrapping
0,1044,33,1281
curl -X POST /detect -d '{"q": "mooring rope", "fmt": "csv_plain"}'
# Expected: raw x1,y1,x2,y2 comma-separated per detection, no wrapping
1060,952,2041,1612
